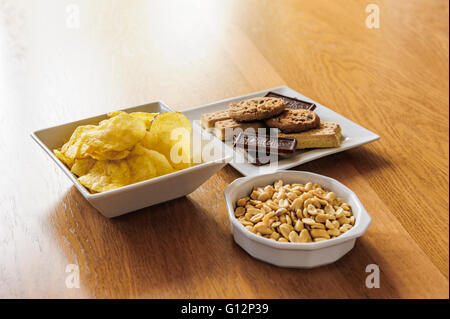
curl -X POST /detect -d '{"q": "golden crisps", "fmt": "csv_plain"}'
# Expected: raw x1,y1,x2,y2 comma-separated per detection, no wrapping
82,113,146,155
127,144,174,183
142,112,191,170
58,125,97,167
54,149,75,169
54,110,192,193
107,111,124,118
78,160,130,193
127,147,157,183
89,149,130,161
129,112,158,130
55,113,145,164
71,158,96,176
108,111,158,130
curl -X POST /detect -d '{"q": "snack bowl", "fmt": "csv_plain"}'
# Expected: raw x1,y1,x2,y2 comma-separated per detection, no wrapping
223,171,371,268
32,101,231,218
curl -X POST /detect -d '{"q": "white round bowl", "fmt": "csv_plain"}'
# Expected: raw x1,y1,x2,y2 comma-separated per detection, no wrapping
223,171,372,268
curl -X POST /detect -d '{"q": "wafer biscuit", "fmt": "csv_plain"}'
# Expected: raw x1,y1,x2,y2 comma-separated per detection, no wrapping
278,122,342,149
213,119,266,141
201,110,231,129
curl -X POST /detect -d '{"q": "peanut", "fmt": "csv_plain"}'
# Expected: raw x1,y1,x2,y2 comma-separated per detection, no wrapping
234,206,245,217
279,223,294,239
237,197,249,207
310,229,331,239
289,231,301,243
298,229,312,243
235,180,355,243
294,220,304,232
254,222,273,235
250,213,264,223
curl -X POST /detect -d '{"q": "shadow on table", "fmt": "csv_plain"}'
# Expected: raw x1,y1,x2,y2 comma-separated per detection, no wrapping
227,235,401,298
291,146,393,176
48,185,232,298
48,159,400,298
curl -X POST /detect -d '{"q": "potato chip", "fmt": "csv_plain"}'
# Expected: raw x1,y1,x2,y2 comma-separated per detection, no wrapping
130,112,158,130
127,144,174,183
78,160,130,193
57,113,145,165
89,149,130,161
61,125,97,165
107,111,125,118
139,131,153,149
108,111,158,130
144,149,174,176
82,113,146,155
54,110,188,193
143,112,191,170
71,157,97,177
127,146,157,184
54,148,74,168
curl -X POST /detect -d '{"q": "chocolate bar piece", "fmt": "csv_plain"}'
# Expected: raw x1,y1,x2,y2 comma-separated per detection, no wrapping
233,132,297,155
233,132,297,165
236,149,272,166
265,92,317,111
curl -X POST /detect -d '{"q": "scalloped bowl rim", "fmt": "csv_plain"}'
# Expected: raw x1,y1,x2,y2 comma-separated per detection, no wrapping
223,170,372,251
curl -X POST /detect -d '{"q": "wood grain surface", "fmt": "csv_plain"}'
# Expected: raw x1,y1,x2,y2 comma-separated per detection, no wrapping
0,0,448,298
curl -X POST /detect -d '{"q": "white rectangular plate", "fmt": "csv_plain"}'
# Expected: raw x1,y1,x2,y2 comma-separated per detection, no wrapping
182,86,379,176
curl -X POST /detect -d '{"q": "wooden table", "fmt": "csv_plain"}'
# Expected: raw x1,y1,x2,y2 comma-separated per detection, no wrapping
0,0,448,298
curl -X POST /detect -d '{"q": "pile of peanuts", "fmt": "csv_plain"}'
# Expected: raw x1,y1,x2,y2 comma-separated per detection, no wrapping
234,180,355,243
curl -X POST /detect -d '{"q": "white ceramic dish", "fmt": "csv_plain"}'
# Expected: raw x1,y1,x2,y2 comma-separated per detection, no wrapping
182,86,380,176
223,171,371,268
31,101,231,218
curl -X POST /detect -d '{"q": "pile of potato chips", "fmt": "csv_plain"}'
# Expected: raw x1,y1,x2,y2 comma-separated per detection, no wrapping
54,111,191,193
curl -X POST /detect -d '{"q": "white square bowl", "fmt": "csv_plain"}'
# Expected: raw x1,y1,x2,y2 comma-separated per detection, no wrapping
31,101,231,218
223,171,372,268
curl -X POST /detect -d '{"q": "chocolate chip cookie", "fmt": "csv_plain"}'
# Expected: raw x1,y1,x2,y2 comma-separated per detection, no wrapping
228,97,286,122
265,109,320,133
